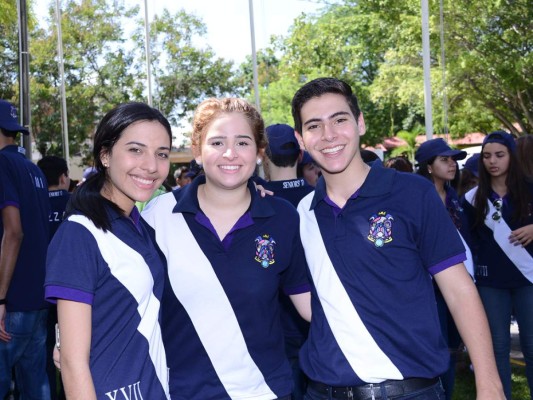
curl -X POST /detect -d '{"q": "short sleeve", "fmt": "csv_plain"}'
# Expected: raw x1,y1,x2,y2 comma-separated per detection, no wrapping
417,185,466,274
280,212,310,295
45,219,105,304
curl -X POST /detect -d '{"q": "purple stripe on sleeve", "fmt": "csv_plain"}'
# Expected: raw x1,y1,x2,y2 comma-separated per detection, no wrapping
428,253,467,276
45,285,94,305
0,200,20,210
284,283,311,296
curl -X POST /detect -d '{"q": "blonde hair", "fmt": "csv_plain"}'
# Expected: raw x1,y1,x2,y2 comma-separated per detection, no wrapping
191,98,267,152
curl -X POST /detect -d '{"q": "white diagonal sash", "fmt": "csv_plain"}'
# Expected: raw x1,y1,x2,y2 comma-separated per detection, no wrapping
458,230,475,279
465,188,533,283
297,194,402,383
69,215,170,399
144,195,276,400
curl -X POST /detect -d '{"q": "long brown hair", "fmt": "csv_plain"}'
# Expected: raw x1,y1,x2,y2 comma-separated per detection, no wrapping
472,144,531,228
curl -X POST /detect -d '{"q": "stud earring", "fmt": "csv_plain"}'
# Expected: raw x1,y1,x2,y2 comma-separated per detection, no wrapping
256,158,262,166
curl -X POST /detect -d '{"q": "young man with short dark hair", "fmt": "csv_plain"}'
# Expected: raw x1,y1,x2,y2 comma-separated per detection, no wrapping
291,78,504,400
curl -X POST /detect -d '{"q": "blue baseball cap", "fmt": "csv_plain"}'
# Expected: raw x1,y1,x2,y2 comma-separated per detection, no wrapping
415,138,467,164
0,100,29,135
299,151,315,166
463,153,480,177
266,124,300,157
482,130,516,152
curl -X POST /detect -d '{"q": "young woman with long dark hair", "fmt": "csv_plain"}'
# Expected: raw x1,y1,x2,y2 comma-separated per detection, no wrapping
463,130,533,399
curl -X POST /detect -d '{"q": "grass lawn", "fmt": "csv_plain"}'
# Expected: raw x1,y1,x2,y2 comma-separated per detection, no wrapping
453,359,530,399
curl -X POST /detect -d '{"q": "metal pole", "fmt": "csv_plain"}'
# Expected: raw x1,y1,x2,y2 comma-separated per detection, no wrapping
248,0,260,112
421,0,433,139
144,0,153,106
439,0,449,141
55,0,70,166
17,0,31,158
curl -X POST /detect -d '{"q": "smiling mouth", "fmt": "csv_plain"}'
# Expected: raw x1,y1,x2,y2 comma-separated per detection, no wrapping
321,145,344,154
132,176,156,185
220,165,240,171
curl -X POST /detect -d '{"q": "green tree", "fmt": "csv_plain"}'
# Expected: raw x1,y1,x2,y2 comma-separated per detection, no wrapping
444,0,532,134
29,0,140,159
133,8,236,127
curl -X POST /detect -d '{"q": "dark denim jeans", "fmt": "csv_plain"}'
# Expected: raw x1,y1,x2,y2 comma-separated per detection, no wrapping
0,309,51,400
478,285,533,400
304,381,445,400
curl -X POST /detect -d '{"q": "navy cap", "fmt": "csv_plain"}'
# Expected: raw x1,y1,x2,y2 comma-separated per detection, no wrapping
0,100,29,135
482,130,516,152
266,124,300,157
415,138,467,164
463,153,480,177
299,151,314,166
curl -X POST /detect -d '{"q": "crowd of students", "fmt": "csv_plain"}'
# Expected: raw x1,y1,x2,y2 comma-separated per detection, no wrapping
1,77,532,400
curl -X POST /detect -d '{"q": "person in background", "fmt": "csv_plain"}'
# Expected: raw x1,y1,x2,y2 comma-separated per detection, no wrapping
78,166,97,186
37,155,71,400
291,77,504,400
516,134,533,182
38,156,71,240
360,149,379,163
173,166,191,189
142,97,311,400
262,123,313,399
297,151,320,187
45,102,172,399
462,130,533,399
383,156,414,173
263,123,314,207
458,153,480,197
414,138,471,400
0,99,51,399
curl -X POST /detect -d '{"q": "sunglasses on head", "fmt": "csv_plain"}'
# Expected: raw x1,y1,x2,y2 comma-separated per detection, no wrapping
492,198,503,222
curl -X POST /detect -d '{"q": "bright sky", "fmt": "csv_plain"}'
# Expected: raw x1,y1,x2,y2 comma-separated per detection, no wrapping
35,0,323,63
144,0,323,63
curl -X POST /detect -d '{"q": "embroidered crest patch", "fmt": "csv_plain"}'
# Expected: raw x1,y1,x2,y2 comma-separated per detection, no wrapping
368,212,394,248
255,234,276,268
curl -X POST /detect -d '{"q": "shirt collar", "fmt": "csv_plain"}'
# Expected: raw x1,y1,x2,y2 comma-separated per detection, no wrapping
309,160,395,210
172,175,275,219
0,145,26,156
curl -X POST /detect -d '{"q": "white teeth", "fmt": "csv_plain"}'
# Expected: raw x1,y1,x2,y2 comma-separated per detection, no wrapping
321,145,344,154
132,176,154,185
220,165,239,170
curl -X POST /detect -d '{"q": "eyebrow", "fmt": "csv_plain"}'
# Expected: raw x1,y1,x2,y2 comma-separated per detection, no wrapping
206,135,253,140
303,111,351,127
125,141,171,151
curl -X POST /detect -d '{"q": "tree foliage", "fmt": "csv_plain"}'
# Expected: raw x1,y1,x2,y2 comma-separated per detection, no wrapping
1,0,530,162
254,0,532,143
0,0,239,163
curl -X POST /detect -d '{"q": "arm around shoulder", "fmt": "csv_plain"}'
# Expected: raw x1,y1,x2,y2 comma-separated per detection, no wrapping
289,292,312,322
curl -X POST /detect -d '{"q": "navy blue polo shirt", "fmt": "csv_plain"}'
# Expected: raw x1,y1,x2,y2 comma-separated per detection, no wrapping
297,162,466,386
462,184,533,289
47,189,71,241
0,145,50,311
142,176,310,400
45,207,170,399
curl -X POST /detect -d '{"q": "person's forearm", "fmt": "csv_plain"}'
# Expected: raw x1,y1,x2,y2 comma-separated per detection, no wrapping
61,361,97,400
0,231,23,299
